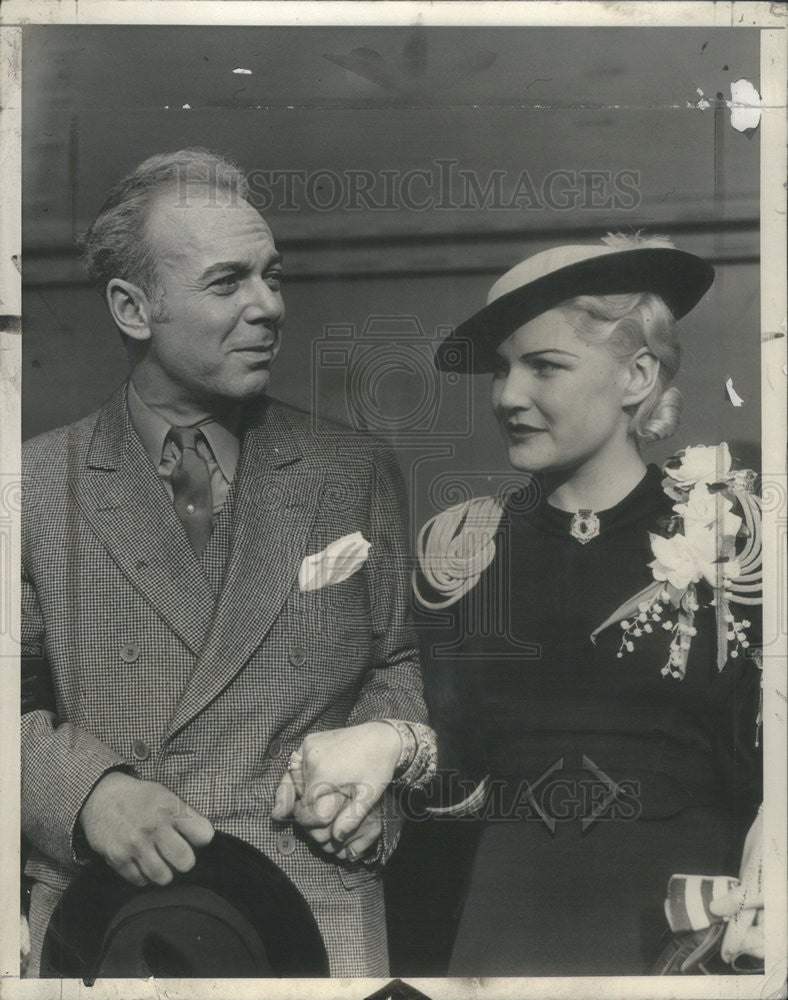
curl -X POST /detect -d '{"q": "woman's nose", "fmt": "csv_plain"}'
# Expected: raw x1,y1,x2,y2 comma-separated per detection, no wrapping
496,371,533,413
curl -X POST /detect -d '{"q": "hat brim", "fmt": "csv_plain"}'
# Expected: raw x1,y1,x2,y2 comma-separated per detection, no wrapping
435,247,714,373
40,831,329,979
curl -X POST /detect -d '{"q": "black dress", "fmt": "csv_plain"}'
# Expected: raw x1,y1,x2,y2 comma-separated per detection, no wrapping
387,464,761,977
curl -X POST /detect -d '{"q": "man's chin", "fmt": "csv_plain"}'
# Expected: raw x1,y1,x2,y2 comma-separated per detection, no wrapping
236,377,272,403
198,371,272,411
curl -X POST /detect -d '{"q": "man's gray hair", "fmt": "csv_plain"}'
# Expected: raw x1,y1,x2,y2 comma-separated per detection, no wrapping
80,148,249,310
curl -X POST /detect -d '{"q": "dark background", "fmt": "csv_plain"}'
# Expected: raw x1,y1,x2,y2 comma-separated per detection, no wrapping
22,25,761,532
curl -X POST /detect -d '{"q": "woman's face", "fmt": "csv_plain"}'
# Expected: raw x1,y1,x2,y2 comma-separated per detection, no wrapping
491,307,634,475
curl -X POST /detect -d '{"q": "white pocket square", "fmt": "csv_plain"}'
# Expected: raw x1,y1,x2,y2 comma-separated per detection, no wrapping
298,531,371,592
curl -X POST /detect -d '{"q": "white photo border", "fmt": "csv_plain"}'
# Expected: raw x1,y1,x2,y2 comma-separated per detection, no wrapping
0,4,785,999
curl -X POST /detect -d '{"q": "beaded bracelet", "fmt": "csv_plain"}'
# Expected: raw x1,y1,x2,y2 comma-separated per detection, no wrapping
377,718,417,778
378,719,438,790
396,722,438,791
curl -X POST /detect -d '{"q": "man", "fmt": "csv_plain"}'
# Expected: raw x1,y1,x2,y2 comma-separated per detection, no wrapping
21,149,434,977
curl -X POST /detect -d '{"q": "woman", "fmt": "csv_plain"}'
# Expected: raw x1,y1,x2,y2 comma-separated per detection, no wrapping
407,233,763,975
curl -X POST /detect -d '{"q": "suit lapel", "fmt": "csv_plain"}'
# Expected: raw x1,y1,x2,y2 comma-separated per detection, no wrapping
73,386,216,655
165,401,325,738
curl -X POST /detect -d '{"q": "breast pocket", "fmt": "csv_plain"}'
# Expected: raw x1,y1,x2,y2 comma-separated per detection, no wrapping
283,580,374,699
292,567,371,617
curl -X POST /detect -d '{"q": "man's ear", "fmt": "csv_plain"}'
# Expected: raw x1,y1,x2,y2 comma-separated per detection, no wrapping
622,348,660,407
106,279,154,342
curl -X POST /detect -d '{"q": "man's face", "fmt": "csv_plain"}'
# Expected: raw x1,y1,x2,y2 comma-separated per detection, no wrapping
141,189,285,410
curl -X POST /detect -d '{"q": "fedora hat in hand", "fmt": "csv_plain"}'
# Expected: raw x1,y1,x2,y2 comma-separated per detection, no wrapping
435,236,715,374
40,831,329,979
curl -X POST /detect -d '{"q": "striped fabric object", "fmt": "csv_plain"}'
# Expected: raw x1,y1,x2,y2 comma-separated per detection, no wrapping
21,385,428,978
664,874,739,934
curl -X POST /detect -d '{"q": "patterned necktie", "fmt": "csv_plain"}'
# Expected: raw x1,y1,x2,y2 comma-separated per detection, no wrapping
168,426,213,557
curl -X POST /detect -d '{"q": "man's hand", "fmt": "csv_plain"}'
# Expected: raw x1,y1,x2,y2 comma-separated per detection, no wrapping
709,809,764,963
79,771,215,887
271,722,400,856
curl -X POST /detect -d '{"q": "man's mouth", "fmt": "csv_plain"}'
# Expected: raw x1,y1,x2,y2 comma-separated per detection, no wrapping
233,343,277,362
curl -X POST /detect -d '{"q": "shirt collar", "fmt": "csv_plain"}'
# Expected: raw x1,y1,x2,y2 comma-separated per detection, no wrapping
127,378,170,469
126,379,240,484
195,417,240,485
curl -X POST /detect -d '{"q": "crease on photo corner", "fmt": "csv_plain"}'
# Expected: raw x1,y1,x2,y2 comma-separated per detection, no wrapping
759,954,788,999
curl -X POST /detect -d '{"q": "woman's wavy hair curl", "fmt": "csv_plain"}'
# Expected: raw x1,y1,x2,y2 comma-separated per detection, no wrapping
560,232,684,444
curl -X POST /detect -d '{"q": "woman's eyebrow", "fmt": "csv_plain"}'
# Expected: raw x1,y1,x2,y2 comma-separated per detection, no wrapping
516,348,580,360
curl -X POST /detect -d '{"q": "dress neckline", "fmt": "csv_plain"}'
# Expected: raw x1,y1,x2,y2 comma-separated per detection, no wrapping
511,464,666,539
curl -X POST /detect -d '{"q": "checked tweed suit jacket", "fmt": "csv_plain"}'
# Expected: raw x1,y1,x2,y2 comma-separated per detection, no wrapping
21,384,428,977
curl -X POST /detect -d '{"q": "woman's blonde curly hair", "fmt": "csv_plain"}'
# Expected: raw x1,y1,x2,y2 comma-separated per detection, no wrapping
561,232,684,444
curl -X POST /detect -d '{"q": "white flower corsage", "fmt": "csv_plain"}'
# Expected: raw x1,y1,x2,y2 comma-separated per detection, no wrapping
591,443,762,681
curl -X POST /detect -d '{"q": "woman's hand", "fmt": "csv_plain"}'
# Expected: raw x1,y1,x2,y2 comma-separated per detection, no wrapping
300,805,384,861
271,722,401,855
709,808,764,963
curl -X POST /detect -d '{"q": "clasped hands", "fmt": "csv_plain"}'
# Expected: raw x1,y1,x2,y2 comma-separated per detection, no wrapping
271,721,402,861
78,722,401,888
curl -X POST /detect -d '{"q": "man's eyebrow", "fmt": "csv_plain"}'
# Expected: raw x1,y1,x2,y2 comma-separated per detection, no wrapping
197,252,283,283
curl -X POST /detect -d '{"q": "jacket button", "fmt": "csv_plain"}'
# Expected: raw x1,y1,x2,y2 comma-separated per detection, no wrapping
268,737,282,759
120,643,140,664
132,739,150,761
289,647,307,668
276,832,296,856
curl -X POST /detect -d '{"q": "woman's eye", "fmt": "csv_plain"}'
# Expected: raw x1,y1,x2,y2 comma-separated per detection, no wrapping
531,359,561,376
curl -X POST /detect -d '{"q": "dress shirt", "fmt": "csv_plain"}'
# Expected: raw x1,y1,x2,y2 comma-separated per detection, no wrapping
126,380,240,517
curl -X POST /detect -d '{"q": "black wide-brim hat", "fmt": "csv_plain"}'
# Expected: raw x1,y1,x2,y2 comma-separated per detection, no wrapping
40,831,329,980
435,243,715,374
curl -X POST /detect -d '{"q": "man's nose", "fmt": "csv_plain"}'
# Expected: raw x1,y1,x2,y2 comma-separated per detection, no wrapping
243,277,284,324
